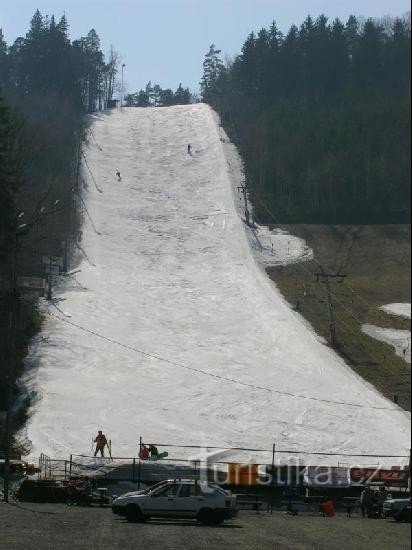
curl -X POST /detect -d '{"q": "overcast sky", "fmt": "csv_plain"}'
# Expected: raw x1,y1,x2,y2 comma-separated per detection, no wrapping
1,1,410,93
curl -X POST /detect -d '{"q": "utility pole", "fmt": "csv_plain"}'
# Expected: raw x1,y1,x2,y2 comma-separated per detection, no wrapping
47,256,53,300
315,267,346,348
237,184,250,226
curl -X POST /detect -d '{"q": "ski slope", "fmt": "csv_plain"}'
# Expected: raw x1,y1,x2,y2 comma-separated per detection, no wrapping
21,104,410,466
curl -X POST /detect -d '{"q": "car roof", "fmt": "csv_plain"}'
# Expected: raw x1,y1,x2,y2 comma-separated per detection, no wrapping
164,479,198,484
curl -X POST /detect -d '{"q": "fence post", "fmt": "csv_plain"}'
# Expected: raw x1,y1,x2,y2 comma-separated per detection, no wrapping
137,436,142,490
270,443,276,514
132,458,136,483
64,460,67,480
69,454,72,479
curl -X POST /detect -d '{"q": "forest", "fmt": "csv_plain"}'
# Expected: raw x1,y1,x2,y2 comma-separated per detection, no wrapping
200,14,411,223
125,81,192,107
0,10,124,452
0,10,194,454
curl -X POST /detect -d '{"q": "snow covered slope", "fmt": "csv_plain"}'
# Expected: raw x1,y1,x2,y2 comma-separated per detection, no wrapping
21,104,410,465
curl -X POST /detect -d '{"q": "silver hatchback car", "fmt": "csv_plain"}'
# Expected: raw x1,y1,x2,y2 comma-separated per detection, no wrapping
112,479,238,525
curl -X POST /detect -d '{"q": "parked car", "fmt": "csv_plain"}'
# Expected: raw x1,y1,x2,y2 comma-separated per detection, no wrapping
383,497,411,522
112,478,237,525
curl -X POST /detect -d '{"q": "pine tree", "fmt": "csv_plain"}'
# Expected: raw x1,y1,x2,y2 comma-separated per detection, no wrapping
352,19,385,93
159,88,175,106
174,83,191,104
0,95,23,256
384,17,411,96
0,29,8,85
137,89,150,107
200,44,225,104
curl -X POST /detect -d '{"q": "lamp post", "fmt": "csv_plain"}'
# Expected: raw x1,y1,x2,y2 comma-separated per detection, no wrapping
121,63,126,108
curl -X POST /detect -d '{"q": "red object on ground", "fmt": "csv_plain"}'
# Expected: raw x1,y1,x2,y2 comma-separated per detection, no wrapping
321,500,335,517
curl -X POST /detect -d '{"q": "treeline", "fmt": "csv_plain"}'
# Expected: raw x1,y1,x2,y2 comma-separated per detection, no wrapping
201,15,411,223
125,81,192,107
0,10,115,453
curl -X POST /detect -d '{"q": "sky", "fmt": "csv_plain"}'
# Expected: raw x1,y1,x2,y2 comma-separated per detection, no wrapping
1,1,410,94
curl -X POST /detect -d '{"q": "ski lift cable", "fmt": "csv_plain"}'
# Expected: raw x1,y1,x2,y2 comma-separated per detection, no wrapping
89,128,103,152
48,311,402,412
75,191,101,236
81,151,103,194
250,194,404,367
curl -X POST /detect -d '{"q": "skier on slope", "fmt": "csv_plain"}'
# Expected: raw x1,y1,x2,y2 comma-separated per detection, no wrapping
187,144,192,155
116,170,122,181
94,430,108,457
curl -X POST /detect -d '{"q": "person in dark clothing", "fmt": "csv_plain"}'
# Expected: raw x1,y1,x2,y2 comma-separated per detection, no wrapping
149,444,159,459
116,170,121,181
94,430,108,457
187,144,192,155
377,486,388,518
360,487,372,518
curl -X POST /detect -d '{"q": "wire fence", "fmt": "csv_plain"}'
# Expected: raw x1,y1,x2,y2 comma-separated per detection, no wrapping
44,439,410,490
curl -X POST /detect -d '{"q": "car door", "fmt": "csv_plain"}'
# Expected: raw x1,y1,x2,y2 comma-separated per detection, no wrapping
175,482,204,517
145,482,180,517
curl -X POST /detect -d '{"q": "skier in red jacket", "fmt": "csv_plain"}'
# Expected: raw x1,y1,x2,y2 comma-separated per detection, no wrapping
94,430,108,457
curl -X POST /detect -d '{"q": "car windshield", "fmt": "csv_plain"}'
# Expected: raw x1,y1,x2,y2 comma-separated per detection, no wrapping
143,480,170,495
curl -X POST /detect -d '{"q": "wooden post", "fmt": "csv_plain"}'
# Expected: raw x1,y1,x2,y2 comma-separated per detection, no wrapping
47,257,52,300
237,185,250,226
270,443,276,514
324,276,336,347
315,268,346,348
62,239,68,273
69,454,73,479
132,458,136,483
137,436,142,489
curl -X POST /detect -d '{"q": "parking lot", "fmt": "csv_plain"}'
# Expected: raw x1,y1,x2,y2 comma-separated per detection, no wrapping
0,502,410,550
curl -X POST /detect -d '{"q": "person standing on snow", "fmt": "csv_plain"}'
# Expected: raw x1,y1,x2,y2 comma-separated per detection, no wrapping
94,430,108,457
187,144,192,155
139,444,150,460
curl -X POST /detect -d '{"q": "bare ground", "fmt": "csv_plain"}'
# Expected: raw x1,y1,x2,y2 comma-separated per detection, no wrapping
0,502,411,550
267,225,411,410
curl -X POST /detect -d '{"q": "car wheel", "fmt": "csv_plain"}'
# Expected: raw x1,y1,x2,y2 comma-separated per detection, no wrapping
198,508,223,526
400,508,411,523
125,504,144,523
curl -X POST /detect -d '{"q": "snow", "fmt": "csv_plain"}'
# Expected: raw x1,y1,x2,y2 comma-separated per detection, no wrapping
362,325,411,364
380,303,411,320
19,104,410,467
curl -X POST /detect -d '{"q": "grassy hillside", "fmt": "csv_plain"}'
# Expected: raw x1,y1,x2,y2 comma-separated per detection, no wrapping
267,224,411,410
